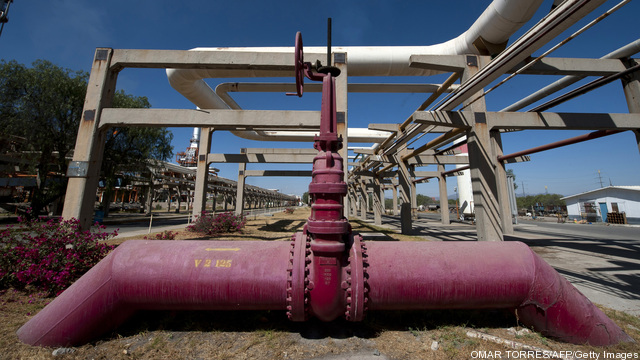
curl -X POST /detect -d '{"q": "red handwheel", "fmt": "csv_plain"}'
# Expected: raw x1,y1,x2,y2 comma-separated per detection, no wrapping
289,31,304,97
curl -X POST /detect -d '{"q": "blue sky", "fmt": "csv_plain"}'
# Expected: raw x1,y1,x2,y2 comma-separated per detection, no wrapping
2,0,639,198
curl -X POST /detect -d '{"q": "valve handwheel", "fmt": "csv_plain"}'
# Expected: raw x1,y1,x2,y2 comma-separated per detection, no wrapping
289,31,305,97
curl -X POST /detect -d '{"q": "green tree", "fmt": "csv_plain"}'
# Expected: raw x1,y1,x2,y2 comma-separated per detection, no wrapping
302,191,309,205
385,198,393,210
0,60,88,216
0,60,173,217
416,194,436,207
100,90,173,216
516,193,565,210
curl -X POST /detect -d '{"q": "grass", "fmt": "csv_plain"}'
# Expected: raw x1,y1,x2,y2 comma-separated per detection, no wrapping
2,207,639,359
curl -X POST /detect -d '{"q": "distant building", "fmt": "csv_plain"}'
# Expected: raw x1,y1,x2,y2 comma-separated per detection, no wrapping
561,186,640,225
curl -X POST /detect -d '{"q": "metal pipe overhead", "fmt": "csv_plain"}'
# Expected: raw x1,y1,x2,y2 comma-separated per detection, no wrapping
502,38,640,112
529,62,640,112
441,165,470,177
382,0,610,171
497,129,623,162
213,82,457,143
437,0,610,112
166,0,545,142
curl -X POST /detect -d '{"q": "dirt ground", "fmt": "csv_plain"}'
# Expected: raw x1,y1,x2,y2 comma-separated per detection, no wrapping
2,208,639,359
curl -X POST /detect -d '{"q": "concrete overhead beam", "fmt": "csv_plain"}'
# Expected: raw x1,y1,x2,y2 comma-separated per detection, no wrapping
99,108,320,130
413,171,440,178
368,124,400,132
409,55,469,72
509,57,629,76
412,111,640,131
410,55,628,76
241,148,317,155
352,148,376,155
408,155,469,166
488,112,640,130
207,153,316,164
244,170,312,177
109,49,325,71
219,82,454,94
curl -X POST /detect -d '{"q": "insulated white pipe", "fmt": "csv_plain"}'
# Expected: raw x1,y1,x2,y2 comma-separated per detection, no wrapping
213,82,456,142
166,0,545,142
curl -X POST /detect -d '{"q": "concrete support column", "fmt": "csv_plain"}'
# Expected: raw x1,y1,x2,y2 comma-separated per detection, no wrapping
357,182,367,220
334,53,349,219
235,163,246,216
437,164,450,225
493,131,514,235
396,150,413,234
62,48,116,230
176,186,182,213
144,178,154,216
464,55,503,241
364,190,370,212
193,128,213,217
392,179,399,216
410,170,417,220
622,58,640,155
372,177,383,225
348,189,357,217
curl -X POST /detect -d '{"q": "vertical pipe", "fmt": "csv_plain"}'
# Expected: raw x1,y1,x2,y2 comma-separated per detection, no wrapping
327,18,332,67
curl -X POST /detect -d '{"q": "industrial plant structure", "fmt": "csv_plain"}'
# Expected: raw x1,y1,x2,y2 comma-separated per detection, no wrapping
16,0,640,348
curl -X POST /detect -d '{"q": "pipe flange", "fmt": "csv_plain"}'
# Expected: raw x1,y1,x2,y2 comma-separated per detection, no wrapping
287,231,309,321
345,234,368,322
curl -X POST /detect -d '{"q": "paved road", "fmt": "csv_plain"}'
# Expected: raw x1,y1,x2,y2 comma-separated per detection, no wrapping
510,219,640,317
102,207,290,239
102,215,192,239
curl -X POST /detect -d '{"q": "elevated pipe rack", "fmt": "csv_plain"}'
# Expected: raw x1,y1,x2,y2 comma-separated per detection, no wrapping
18,32,632,348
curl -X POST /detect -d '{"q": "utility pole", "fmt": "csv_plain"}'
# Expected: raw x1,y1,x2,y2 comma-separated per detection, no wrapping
597,170,604,188
521,181,525,197
0,0,13,39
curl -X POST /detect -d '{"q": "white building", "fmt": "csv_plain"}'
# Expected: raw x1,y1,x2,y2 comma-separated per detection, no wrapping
561,186,640,225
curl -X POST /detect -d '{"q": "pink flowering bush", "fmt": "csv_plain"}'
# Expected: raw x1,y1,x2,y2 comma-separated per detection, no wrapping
0,216,117,296
144,230,176,240
187,211,246,236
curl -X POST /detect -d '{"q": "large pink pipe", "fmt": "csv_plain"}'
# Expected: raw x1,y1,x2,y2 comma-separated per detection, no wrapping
364,241,632,346
17,240,291,346
18,239,632,347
